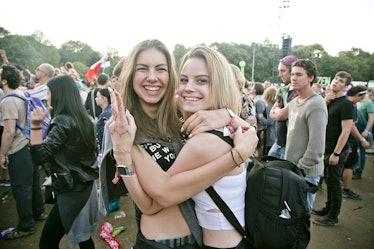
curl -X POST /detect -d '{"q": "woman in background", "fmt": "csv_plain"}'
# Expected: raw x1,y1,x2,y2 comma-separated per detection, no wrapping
30,75,99,249
262,86,277,155
95,88,112,153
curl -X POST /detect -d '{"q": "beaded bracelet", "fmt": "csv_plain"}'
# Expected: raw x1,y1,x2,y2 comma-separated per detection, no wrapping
30,127,42,130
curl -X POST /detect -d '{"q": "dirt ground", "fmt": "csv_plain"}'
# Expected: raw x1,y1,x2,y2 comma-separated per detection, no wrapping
0,153,373,249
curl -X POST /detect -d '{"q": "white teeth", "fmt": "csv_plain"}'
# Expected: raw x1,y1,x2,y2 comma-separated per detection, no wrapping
184,97,199,101
145,86,160,91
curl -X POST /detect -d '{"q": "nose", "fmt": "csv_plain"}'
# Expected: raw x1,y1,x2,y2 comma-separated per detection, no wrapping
183,79,196,92
147,69,157,82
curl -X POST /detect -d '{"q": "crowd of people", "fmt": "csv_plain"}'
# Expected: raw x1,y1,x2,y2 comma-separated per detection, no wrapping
0,41,373,249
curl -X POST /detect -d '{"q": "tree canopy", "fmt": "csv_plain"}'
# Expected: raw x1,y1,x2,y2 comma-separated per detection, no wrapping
1,27,373,83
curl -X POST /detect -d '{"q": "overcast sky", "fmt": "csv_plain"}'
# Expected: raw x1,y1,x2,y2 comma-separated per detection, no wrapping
2,0,373,57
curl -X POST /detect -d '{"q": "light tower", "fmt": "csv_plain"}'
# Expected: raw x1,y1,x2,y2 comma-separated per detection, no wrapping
279,0,292,57
272,0,292,82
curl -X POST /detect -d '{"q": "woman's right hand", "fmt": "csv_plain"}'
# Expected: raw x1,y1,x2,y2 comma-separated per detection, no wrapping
108,87,137,164
30,106,50,127
233,126,258,160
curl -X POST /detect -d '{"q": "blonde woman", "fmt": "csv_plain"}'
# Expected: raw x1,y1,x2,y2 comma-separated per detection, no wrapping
109,46,258,249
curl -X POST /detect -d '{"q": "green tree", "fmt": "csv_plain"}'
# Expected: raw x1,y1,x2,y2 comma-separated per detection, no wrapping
173,44,190,70
26,32,60,68
0,34,40,71
1,26,373,83
59,40,100,67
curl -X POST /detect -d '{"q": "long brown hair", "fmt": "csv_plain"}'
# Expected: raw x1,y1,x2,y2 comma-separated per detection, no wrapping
119,39,181,143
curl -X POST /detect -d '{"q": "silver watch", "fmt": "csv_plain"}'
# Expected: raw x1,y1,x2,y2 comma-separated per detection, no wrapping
116,164,135,177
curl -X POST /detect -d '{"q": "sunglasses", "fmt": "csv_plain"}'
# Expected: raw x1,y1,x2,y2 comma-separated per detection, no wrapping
358,91,367,96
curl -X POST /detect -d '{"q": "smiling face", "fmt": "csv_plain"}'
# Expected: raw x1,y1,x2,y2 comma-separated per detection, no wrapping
133,48,169,115
178,57,211,115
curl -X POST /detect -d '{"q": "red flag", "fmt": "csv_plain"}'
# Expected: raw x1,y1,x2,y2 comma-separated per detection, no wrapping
85,54,108,82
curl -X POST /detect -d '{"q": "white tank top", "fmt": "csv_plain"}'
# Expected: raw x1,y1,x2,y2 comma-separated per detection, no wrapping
192,166,246,230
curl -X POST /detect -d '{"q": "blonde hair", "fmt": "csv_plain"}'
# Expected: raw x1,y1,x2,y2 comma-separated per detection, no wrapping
179,46,240,117
230,64,247,92
263,86,277,105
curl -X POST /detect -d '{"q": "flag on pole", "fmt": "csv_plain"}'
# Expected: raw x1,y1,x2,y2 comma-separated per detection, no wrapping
85,53,109,82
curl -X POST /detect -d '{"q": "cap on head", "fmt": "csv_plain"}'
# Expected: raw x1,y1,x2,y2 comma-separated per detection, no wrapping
347,85,367,96
280,55,298,66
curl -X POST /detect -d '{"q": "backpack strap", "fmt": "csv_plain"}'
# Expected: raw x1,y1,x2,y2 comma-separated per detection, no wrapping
205,186,247,238
205,129,246,238
179,199,203,248
206,156,263,238
205,130,234,147
2,93,26,132
3,92,25,101
91,89,96,118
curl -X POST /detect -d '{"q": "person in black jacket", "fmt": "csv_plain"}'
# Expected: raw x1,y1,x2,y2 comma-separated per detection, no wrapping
29,75,99,249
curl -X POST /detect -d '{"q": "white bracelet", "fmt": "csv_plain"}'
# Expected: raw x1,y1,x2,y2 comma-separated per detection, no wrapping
360,137,366,142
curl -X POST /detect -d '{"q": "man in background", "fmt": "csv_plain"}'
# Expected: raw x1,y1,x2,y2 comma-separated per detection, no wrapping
269,55,298,159
0,65,46,239
285,59,327,211
312,71,354,226
342,86,370,200
354,87,374,179
26,63,55,106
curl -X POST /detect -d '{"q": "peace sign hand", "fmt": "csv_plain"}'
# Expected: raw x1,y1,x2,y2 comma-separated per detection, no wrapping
108,88,137,164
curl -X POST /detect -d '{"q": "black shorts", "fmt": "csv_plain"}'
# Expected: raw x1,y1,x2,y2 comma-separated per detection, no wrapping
344,141,358,169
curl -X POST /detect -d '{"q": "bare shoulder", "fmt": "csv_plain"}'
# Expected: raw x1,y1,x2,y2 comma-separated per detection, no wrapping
184,131,231,158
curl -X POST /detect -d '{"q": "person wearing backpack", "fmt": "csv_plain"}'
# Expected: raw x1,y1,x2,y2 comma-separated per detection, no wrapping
0,64,46,239
0,88,11,187
107,45,258,249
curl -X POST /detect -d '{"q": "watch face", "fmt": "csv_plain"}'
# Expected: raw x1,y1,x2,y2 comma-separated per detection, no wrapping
117,166,129,175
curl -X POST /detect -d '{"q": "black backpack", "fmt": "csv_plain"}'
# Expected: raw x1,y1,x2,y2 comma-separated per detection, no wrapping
206,155,317,249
